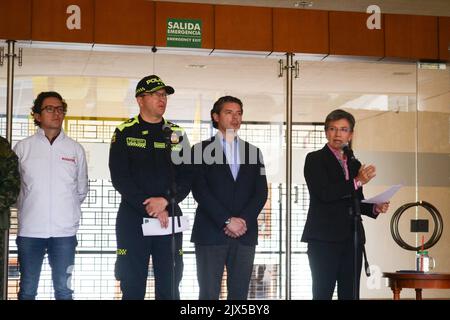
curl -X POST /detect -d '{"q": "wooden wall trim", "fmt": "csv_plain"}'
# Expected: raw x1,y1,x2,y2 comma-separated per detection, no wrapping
32,0,94,43
94,0,155,46
438,17,449,61
0,0,32,40
329,11,384,58
0,1,447,62
385,14,439,60
214,5,272,52
273,8,328,54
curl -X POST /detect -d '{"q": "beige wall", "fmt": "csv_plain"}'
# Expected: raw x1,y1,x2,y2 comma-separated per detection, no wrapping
357,108,449,299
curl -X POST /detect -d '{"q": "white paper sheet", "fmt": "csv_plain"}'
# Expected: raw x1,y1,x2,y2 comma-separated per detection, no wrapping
142,216,190,236
362,184,402,204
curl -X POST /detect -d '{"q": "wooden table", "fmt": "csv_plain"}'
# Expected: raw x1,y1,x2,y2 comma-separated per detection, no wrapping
383,272,450,300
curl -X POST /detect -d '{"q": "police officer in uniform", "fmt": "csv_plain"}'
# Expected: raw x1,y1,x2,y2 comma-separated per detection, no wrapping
109,75,191,300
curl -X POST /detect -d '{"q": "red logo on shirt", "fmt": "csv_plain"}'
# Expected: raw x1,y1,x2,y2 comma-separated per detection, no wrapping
62,157,76,163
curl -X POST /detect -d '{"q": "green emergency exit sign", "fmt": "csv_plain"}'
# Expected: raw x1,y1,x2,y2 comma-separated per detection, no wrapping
167,18,202,48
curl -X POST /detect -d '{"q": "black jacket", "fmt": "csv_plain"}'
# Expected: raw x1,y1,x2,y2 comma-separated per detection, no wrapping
191,136,268,246
301,144,377,244
109,115,191,224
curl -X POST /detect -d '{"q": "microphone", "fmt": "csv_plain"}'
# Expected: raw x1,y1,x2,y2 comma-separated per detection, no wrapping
162,125,183,145
341,142,355,161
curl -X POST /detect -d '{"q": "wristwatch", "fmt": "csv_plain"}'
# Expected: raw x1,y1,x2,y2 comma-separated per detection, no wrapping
225,218,231,226
355,179,363,188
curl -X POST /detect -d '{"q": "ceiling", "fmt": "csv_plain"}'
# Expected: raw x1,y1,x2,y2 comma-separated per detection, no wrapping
156,0,450,17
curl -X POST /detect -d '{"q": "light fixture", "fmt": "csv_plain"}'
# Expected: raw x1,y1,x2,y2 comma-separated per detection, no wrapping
392,72,412,76
186,64,206,69
294,1,313,8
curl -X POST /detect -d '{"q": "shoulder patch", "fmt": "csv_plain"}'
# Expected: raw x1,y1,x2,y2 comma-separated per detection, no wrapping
117,116,139,132
166,120,185,134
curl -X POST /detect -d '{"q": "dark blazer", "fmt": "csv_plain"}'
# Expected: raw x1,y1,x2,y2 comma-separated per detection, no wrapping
301,144,377,244
191,136,268,246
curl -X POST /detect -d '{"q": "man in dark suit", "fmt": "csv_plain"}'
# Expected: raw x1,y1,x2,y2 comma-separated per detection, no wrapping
191,96,268,300
301,109,389,300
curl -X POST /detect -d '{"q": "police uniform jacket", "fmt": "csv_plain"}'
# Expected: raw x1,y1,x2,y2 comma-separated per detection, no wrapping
109,115,191,226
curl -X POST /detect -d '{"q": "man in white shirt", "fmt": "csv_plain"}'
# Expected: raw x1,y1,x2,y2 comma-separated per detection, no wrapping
14,91,88,300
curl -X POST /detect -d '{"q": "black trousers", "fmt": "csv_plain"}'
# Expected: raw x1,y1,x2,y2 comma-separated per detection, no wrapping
195,239,256,300
307,240,362,300
115,214,183,300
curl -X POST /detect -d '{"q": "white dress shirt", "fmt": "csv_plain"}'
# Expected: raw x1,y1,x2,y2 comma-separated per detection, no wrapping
14,128,88,238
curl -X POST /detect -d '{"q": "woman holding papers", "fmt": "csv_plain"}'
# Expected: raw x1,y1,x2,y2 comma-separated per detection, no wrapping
301,109,389,300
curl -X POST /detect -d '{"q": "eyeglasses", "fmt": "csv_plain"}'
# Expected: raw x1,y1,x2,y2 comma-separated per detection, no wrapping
326,126,351,134
42,105,66,114
141,92,168,99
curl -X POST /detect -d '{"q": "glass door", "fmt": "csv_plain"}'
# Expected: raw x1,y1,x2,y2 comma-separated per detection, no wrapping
8,45,286,299
151,52,286,299
416,62,449,298
291,59,418,299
